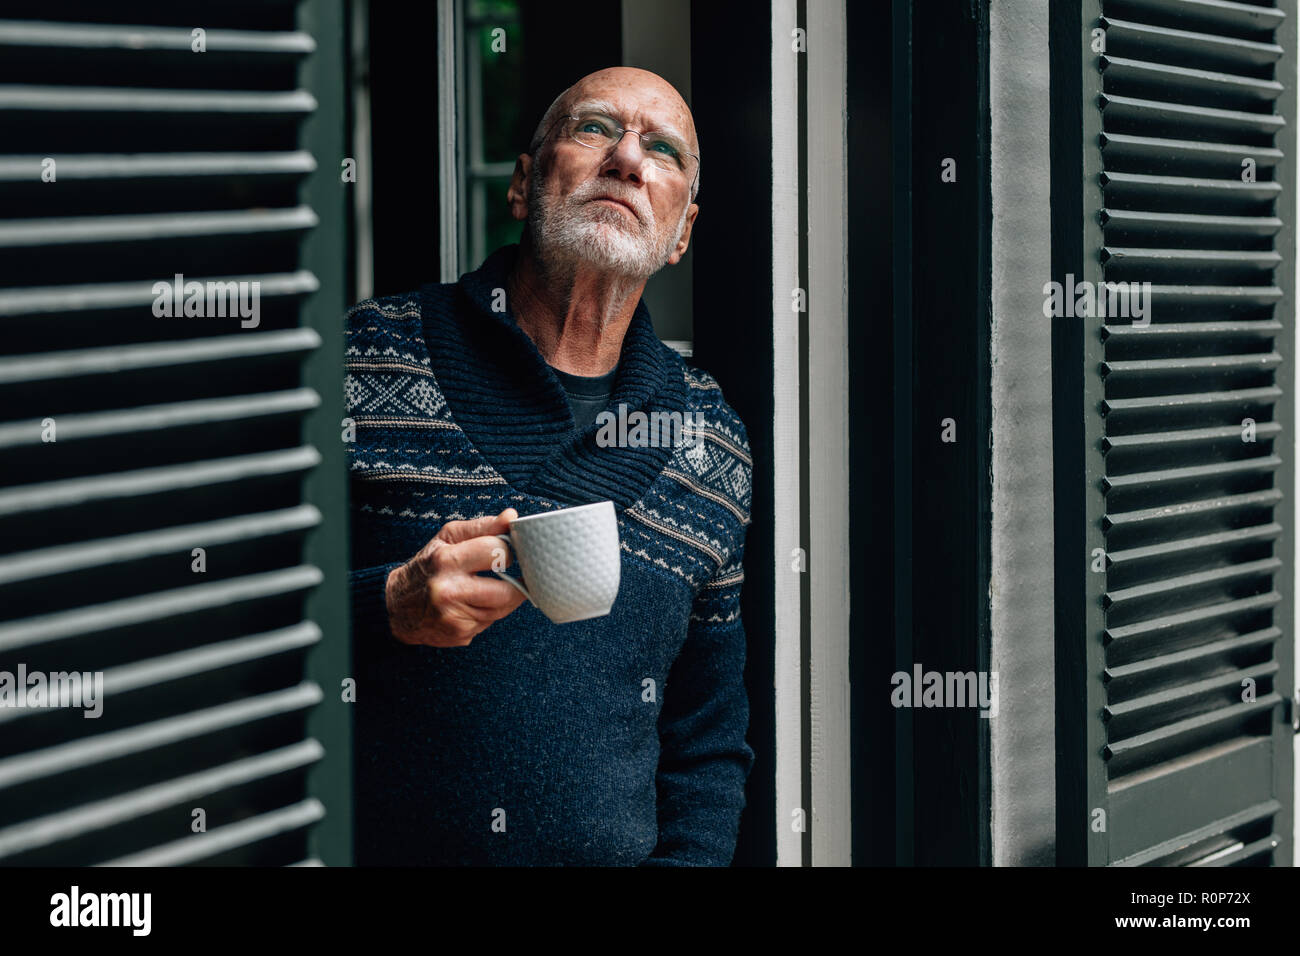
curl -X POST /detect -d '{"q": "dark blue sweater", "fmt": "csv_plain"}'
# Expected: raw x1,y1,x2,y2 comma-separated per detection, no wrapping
345,244,755,865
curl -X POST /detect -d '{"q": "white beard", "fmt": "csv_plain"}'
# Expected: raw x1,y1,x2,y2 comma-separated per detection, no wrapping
528,169,688,279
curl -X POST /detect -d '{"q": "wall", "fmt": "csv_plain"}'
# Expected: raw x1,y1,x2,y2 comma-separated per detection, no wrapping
989,0,1057,866
621,0,694,347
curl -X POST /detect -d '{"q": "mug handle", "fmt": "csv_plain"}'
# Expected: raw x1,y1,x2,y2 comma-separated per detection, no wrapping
491,533,532,602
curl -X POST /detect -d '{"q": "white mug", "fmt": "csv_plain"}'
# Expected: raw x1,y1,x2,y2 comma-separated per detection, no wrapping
493,500,621,624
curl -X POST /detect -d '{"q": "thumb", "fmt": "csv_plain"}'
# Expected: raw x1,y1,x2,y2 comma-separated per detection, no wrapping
495,507,519,535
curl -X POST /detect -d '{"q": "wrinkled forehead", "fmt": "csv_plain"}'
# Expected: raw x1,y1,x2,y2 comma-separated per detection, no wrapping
563,78,697,152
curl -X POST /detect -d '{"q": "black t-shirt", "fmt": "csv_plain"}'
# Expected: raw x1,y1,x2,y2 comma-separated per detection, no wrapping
550,363,618,433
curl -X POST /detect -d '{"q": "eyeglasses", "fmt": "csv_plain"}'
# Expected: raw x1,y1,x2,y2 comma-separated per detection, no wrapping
546,112,699,193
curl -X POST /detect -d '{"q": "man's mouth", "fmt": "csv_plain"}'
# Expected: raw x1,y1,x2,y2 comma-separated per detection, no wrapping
589,196,639,220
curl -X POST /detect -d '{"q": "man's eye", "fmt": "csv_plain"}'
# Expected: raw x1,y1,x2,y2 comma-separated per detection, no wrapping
579,118,612,135
648,140,678,156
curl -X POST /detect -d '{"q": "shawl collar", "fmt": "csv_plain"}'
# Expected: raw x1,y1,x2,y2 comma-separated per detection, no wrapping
420,243,690,509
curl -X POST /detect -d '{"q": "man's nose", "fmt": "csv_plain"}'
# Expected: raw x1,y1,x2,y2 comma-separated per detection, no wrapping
600,130,647,184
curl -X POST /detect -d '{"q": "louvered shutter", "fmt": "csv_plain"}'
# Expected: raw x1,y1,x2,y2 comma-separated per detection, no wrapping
0,2,350,866
1055,0,1296,865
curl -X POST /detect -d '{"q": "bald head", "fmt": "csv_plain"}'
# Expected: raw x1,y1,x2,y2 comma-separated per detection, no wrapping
527,67,700,199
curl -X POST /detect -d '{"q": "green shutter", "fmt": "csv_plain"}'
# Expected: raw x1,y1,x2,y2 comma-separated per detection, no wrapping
1055,0,1296,865
0,1,350,865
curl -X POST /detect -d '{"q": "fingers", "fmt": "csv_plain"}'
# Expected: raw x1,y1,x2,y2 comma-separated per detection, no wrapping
423,508,519,575
466,578,529,615
427,533,514,576
436,508,518,545
431,571,528,613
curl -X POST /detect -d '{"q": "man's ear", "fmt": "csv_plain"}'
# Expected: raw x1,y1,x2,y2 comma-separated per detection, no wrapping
666,203,699,266
506,154,533,222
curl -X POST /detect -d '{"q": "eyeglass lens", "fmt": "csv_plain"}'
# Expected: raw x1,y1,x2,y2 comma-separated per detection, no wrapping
569,114,696,179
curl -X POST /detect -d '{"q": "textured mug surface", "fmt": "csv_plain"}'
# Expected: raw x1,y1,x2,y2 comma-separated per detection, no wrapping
496,500,621,624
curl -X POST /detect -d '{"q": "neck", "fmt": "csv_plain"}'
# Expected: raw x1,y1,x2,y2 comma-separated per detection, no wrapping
506,233,646,376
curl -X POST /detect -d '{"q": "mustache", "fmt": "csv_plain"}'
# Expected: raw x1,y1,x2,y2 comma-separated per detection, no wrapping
568,183,648,223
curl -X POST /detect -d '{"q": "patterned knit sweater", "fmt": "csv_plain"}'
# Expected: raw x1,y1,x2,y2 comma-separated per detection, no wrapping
345,244,755,866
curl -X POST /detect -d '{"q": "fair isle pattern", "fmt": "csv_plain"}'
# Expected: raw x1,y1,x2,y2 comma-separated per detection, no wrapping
680,375,748,629
678,365,753,504
344,290,752,620
691,550,747,626
344,296,430,364
345,296,506,489
346,373,447,420
622,364,751,620
356,489,535,526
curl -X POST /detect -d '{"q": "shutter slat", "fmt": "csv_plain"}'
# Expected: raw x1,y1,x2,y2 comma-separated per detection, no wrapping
1102,351,1282,375
1101,453,1281,490
97,798,325,866
0,683,323,792
1106,521,1282,565
1103,384,1280,412
1101,53,1285,100
0,329,320,384
1145,284,1282,301
1100,92,1285,133
0,207,318,247
1104,590,1281,641
1105,661,1278,717
1102,249,1282,267
1102,317,1282,338
1103,555,1281,604
1101,15,1284,64
0,271,319,317
1189,833,1280,864
0,623,322,729
0,446,320,520
0,740,322,860
0,152,317,182
99,623,321,697
0,85,316,113
1105,625,1283,678
1104,694,1282,757
1103,422,1282,448
1100,131,1283,166
0,20,316,56
0,566,323,654
1100,208,1283,236
1101,169,1283,201
1104,487,1283,527
1104,0,1286,37
0,389,318,449
0,506,321,586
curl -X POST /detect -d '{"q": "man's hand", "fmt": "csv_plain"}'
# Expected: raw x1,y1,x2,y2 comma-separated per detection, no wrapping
384,508,528,647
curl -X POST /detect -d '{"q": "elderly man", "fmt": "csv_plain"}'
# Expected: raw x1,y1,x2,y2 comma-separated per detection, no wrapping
345,67,754,865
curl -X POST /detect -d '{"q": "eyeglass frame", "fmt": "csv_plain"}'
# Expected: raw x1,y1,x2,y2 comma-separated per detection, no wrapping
535,111,700,196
